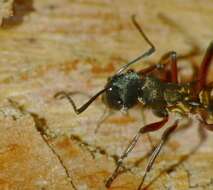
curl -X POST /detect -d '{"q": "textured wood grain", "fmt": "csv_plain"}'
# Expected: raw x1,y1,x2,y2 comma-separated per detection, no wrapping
0,0,13,25
0,1,213,190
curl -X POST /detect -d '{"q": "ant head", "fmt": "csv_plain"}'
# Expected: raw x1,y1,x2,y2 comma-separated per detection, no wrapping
102,70,142,110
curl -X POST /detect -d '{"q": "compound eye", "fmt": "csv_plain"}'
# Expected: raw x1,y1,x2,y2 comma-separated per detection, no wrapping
105,86,123,110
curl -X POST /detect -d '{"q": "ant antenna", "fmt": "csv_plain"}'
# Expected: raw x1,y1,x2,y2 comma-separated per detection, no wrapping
116,15,155,75
54,88,108,114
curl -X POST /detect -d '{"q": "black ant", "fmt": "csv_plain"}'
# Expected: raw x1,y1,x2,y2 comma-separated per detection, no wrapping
54,15,213,190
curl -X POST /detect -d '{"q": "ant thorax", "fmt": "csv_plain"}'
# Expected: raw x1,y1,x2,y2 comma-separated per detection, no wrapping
138,75,185,117
102,70,142,110
138,75,165,105
139,76,185,105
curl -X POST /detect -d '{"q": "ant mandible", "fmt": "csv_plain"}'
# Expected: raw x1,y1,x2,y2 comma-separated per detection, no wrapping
55,15,213,190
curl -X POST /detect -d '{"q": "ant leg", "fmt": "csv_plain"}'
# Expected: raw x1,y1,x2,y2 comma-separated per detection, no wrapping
95,106,112,133
138,51,178,83
199,117,213,132
158,51,178,83
137,64,158,75
105,117,168,188
141,109,155,149
196,42,213,94
54,88,107,114
137,121,178,190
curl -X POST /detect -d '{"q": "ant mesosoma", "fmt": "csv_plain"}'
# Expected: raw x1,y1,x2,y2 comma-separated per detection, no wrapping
54,15,213,190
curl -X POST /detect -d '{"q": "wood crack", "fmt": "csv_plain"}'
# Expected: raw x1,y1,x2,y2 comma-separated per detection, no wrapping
8,99,78,190
70,134,134,175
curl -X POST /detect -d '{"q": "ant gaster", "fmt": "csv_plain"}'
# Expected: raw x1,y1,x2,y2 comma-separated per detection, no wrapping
55,15,213,190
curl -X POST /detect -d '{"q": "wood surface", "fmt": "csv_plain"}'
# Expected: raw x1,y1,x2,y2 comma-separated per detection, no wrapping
0,0,213,190
0,0,13,25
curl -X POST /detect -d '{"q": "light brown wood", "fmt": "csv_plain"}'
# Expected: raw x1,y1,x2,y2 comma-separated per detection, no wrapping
0,0,213,190
0,0,13,25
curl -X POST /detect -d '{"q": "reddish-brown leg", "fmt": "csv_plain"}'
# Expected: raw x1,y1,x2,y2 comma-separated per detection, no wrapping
138,64,157,75
138,51,178,83
137,121,178,190
105,117,168,188
196,42,213,94
200,120,213,132
159,51,178,83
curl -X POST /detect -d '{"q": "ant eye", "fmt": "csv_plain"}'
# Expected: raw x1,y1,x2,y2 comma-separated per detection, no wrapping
104,86,123,110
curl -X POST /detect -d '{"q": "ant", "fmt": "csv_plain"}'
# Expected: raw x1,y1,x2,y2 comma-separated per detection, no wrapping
54,15,213,190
